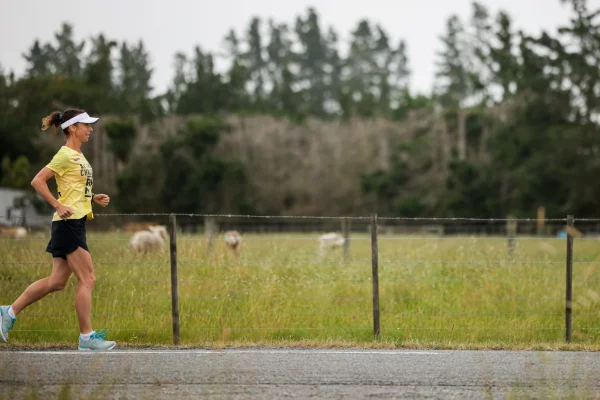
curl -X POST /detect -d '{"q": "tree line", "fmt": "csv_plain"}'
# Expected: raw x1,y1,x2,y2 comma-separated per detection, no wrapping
1,0,599,218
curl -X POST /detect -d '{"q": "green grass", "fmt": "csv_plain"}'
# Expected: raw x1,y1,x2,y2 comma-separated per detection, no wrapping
1,231,599,349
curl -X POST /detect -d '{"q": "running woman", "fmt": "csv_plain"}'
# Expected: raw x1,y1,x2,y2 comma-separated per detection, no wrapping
1,108,116,350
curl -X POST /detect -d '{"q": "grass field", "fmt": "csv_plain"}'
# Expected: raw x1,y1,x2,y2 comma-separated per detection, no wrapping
1,226,599,349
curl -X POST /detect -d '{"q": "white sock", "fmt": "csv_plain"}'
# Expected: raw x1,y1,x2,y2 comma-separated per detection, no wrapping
80,331,95,341
7,306,16,319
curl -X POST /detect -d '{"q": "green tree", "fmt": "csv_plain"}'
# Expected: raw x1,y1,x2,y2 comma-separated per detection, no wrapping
84,34,117,112
165,52,189,113
487,11,520,100
115,155,164,213
435,15,472,107
294,8,329,117
266,21,300,116
344,20,378,117
360,140,429,216
1,155,31,189
468,1,492,103
159,117,248,213
223,30,251,112
244,18,268,109
175,47,228,114
342,20,409,118
439,161,499,217
553,0,600,123
118,41,153,114
0,67,15,185
324,27,344,117
50,23,85,79
23,40,53,77
390,90,433,120
105,119,137,163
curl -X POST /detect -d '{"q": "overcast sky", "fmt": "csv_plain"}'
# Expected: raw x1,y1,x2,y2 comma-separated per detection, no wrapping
1,0,597,96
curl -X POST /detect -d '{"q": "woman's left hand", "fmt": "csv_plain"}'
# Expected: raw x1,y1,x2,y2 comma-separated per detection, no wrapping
93,193,110,207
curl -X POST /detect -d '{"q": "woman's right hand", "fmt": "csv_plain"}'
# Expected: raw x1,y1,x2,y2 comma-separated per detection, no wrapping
55,204,74,219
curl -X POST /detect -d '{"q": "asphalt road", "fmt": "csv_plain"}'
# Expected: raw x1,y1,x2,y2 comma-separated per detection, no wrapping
1,349,599,399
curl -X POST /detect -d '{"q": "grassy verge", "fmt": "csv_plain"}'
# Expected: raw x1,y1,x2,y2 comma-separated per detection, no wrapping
2,230,599,349
3,339,600,351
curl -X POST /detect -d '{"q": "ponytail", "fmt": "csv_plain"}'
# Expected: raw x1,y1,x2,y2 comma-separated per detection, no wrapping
41,108,85,136
41,111,62,131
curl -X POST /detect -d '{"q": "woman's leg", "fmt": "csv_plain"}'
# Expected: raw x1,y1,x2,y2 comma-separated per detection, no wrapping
11,257,72,316
65,247,96,334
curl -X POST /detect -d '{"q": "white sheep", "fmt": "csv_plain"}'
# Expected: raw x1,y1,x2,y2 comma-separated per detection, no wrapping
223,230,242,256
129,225,169,252
317,232,345,257
0,226,27,239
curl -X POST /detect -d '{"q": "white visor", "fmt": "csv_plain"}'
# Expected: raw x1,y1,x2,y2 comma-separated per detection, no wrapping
60,112,100,130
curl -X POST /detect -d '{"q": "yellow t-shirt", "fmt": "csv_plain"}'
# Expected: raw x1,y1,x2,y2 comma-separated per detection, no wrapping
46,146,94,222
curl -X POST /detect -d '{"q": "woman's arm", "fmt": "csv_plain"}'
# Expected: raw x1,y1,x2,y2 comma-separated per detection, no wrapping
31,167,73,219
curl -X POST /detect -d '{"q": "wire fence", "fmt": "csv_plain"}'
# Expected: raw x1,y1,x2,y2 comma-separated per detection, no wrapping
1,212,599,344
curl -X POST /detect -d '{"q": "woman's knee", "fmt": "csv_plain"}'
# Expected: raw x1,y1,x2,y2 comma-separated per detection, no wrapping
47,280,67,292
78,274,96,289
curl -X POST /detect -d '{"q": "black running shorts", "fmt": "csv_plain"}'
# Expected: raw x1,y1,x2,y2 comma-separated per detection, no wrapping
46,216,89,259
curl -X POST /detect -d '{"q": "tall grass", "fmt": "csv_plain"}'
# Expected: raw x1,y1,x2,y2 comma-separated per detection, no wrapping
1,229,599,348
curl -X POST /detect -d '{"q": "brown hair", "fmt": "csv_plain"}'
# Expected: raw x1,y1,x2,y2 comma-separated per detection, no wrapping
41,108,85,136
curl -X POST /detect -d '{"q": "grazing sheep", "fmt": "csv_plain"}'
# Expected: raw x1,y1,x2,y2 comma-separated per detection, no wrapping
122,222,157,232
224,230,242,255
317,232,345,257
129,225,169,252
0,226,27,239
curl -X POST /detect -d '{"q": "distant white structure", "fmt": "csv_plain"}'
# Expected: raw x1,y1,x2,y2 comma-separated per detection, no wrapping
0,187,47,228
129,225,169,252
317,232,345,256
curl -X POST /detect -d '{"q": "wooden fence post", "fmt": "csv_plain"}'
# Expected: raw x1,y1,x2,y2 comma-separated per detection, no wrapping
169,213,180,345
342,217,351,260
537,207,546,236
507,217,517,257
205,216,216,253
565,215,574,343
371,213,380,339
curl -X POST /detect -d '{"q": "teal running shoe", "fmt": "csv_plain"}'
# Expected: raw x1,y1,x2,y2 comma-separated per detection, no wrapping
78,328,116,351
0,306,16,343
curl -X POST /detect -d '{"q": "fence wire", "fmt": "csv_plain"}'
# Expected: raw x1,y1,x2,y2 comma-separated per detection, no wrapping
0,213,576,221
4,236,600,244
19,312,599,318
2,212,599,342
13,327,600,333
29,294,567,303
3,259,600,266
2,276,598,285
